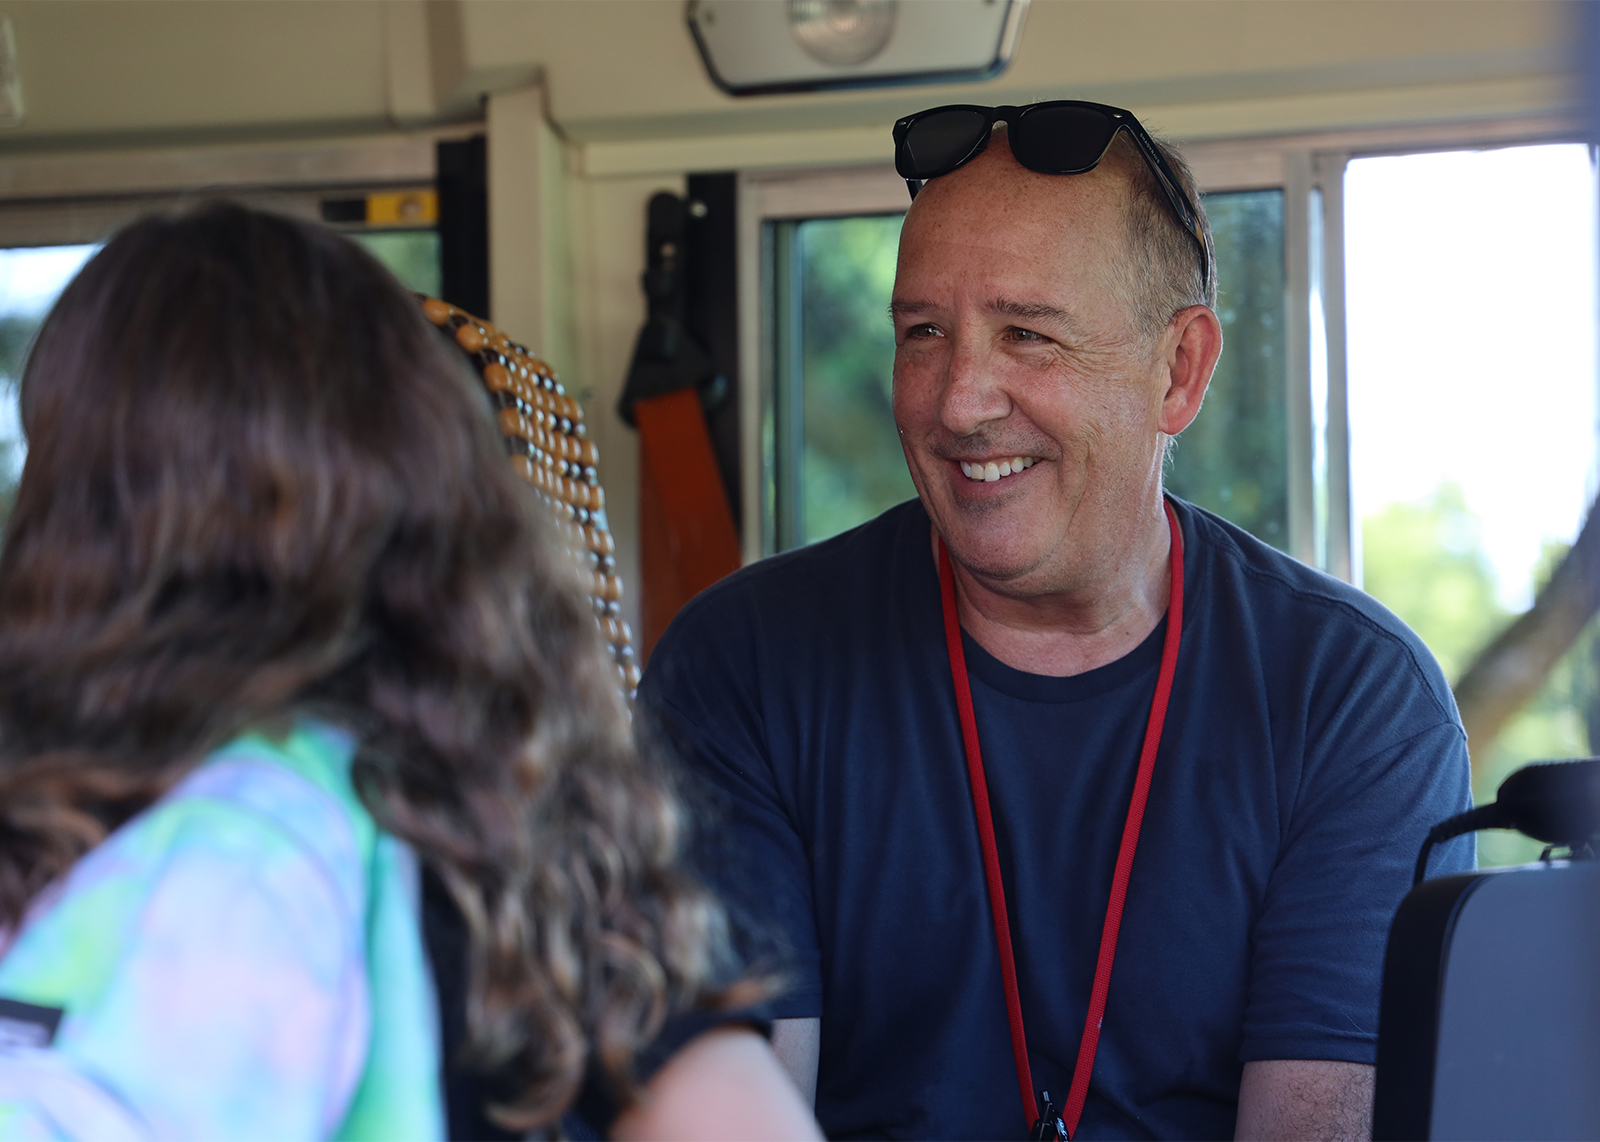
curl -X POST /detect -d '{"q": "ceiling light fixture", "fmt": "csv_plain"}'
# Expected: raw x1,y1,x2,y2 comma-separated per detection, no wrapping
788,0,898,67
687,0,1028,97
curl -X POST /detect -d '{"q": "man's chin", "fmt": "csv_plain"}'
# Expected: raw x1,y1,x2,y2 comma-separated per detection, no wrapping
916,476,1067,581
948,550,1048,589
937,523,1053,588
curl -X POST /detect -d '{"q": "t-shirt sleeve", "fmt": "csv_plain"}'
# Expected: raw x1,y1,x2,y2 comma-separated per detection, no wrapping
0,802,370,1140
1240,718,1474,1065
639,594,824,1019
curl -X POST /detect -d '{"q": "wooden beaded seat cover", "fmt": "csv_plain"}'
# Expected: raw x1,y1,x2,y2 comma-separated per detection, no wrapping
419,296,640,697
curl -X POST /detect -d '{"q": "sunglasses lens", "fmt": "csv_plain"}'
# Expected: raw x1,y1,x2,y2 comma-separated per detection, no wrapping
898,109,990,178
1012,105,1118,174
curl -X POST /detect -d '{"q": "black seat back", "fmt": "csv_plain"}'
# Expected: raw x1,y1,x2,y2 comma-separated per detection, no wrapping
1374,861,1600,1140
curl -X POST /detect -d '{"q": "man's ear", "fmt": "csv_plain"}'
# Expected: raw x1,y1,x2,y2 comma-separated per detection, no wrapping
1157,305,1223,436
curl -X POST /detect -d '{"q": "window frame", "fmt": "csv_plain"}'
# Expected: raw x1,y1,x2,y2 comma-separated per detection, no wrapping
0,132,464,251
737,163,908,562
738,113,1582,576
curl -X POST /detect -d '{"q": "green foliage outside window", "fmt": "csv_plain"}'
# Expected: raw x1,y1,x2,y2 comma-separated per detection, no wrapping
1165,190,1288,547
1362,484,1507,681
1362,482,1598,867
351,230,442,299
797,214,915,545
0,312,42,531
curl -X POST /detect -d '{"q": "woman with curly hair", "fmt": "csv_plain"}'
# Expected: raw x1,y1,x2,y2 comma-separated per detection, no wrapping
0,202,817,1141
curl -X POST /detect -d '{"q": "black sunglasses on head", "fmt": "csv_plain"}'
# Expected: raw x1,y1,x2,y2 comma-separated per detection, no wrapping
893,101,1211,293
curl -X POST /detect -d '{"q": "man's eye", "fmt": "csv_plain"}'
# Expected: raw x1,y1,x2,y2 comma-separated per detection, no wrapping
1007,327,1047,343
904,323,943,339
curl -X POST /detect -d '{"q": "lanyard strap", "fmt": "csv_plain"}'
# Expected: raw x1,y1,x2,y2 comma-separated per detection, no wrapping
937,499,1185,1140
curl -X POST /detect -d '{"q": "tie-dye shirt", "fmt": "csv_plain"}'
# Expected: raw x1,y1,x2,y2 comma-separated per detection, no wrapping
0,722,445,1141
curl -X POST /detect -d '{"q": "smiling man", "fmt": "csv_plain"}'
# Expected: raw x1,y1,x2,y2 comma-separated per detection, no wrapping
640,105,1472,1142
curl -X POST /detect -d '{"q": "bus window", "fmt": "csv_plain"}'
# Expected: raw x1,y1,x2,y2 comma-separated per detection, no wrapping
769,213,912,549
350,230,442,298
0,243,99,524
1166,189,1289,549
1346,143,1600,866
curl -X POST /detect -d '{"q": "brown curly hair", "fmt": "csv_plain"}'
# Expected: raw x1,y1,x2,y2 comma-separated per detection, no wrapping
0,202,753,1128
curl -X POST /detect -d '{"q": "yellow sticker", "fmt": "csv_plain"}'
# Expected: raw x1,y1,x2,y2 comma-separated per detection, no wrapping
365,189,438,227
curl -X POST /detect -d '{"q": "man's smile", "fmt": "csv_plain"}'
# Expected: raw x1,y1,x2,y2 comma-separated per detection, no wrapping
957,455,1041,483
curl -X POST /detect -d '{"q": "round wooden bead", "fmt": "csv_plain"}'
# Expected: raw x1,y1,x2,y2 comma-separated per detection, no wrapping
456,324,486,352
422,297,454,325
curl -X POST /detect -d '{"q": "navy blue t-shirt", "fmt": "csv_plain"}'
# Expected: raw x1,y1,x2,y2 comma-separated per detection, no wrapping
641,497,1474,1141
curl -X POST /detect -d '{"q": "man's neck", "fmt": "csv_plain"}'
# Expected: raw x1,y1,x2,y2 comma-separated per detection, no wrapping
937,509,1173,678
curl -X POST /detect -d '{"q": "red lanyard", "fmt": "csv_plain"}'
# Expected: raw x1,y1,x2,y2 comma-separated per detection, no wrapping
937,499,1185,1140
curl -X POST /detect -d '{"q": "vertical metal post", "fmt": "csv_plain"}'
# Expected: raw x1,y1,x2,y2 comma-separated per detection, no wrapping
1316,152,1356,584
770,219,806,552
737,174,768,564
1307,185,1330,573
1283,151,1318,568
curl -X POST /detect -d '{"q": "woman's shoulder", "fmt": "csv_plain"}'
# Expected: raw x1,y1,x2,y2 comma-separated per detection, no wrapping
0,722,374,1006
0,725,380,1139
0,722,443,1140
180,722,375,901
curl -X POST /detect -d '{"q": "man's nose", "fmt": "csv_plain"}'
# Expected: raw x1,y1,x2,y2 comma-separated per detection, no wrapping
937,338,1010,438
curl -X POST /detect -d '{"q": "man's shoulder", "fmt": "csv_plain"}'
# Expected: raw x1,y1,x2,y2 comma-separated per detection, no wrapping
1178,498,1459,725
1181,498,1416,641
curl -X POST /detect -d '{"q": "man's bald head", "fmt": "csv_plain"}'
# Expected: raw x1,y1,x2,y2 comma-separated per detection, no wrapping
904,126,1213,340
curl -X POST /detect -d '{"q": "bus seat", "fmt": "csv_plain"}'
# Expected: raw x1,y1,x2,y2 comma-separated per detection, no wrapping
1373,860,1600,1140
419,296,639,698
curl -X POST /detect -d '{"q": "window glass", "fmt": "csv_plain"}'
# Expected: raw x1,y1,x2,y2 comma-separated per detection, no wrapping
795,214,914,545
0,244,99,525
1165,189,1288,547
1345,143,1600,867
351,230,442,298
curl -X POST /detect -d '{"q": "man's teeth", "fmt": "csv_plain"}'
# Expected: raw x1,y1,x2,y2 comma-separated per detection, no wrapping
959,456,1038,482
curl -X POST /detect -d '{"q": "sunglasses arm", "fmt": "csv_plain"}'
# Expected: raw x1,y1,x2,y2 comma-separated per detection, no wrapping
905,178,924,201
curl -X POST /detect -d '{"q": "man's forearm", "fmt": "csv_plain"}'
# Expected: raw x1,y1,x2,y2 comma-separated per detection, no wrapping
771,1017,821,1107
1236,1059,1374,1142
